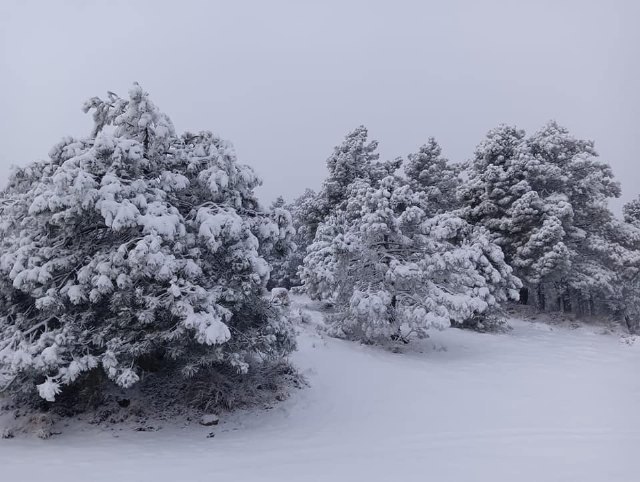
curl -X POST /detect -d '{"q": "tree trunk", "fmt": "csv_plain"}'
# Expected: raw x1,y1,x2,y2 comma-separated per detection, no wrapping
537,284,546,311
519,287,529,305
562,286,572,314
624,315,639,335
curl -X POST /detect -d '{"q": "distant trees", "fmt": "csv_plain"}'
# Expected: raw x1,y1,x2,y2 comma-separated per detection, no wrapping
263,196,296,290
274,121,640,338
0,85,295,405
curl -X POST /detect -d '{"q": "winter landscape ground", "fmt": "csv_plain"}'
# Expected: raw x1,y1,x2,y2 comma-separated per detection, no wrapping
1,296,638,482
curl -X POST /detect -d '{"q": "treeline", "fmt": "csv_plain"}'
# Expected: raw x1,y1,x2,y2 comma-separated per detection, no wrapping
267,123,640,338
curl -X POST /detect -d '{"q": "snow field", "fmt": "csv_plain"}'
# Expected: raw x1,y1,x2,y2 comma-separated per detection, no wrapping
1,298,638,482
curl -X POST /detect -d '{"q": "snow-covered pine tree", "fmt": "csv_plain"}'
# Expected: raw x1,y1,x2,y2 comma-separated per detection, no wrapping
271,188,323,289
0,84,295,406
297,126,399,243
623,196,640,225
280,127,398,289
301,170,521,344
321,125,380,214
458,124,569,302
405,137,461,215
288,189,321,250
459,121,621,313
263,196,296,290
523,121,620,313
615,197,640,333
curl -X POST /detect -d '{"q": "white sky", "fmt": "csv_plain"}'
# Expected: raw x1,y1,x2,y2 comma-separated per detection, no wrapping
1,0,638,210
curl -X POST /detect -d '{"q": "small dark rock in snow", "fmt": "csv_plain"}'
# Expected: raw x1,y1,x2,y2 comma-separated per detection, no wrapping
206,432,215,438
117,398,130,408
134,426,159,432
199,414,220,426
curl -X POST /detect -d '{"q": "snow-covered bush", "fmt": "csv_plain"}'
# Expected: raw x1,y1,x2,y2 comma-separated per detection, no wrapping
301,174,521,343
0,84,295,408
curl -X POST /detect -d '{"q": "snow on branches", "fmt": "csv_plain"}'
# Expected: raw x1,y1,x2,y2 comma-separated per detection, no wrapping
0,84,295,402
301,173,520,343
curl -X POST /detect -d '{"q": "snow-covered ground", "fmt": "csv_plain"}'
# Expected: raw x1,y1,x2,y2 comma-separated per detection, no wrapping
1,298,639,481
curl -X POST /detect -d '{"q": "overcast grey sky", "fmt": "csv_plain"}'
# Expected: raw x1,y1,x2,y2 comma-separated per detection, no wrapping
1,0,638,210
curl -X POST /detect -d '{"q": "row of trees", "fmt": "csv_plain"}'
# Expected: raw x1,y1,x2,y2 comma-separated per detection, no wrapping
0,84,637,410
270,123,640,338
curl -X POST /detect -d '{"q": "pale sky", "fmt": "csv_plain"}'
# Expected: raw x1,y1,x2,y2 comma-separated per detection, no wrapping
1,0,638,211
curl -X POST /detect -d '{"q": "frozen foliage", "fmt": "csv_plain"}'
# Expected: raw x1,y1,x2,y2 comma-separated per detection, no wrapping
279,128,403,290
321,125,382,216
270,188,328,289
623,195,640,225
296,126,400,246
262,196,296,290
301,173,521,343
606,200,640,333
0,84,294,404
405,137,462,215
460,121,623,314
263,128,391,291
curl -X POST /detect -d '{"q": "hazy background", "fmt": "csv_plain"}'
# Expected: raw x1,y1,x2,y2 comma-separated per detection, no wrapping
1,0,638,211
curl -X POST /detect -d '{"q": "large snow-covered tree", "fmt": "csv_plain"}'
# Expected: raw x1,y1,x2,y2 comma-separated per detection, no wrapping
459,121,621,313
301,171,521,343
0,84,295,404
458,124,570,295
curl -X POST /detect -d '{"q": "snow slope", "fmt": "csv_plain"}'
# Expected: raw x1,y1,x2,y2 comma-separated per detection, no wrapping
1,298,639,482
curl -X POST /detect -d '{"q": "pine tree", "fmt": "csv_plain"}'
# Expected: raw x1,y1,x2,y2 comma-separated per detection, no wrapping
301,171,521,343
263,196,296,290
525,121,620,313
623,196,640,225
284,127,394,288
0,84,295,404
459,121,621,313
616,199,640,333
405,137,461,215
321,126,380,214
298,126,399,244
